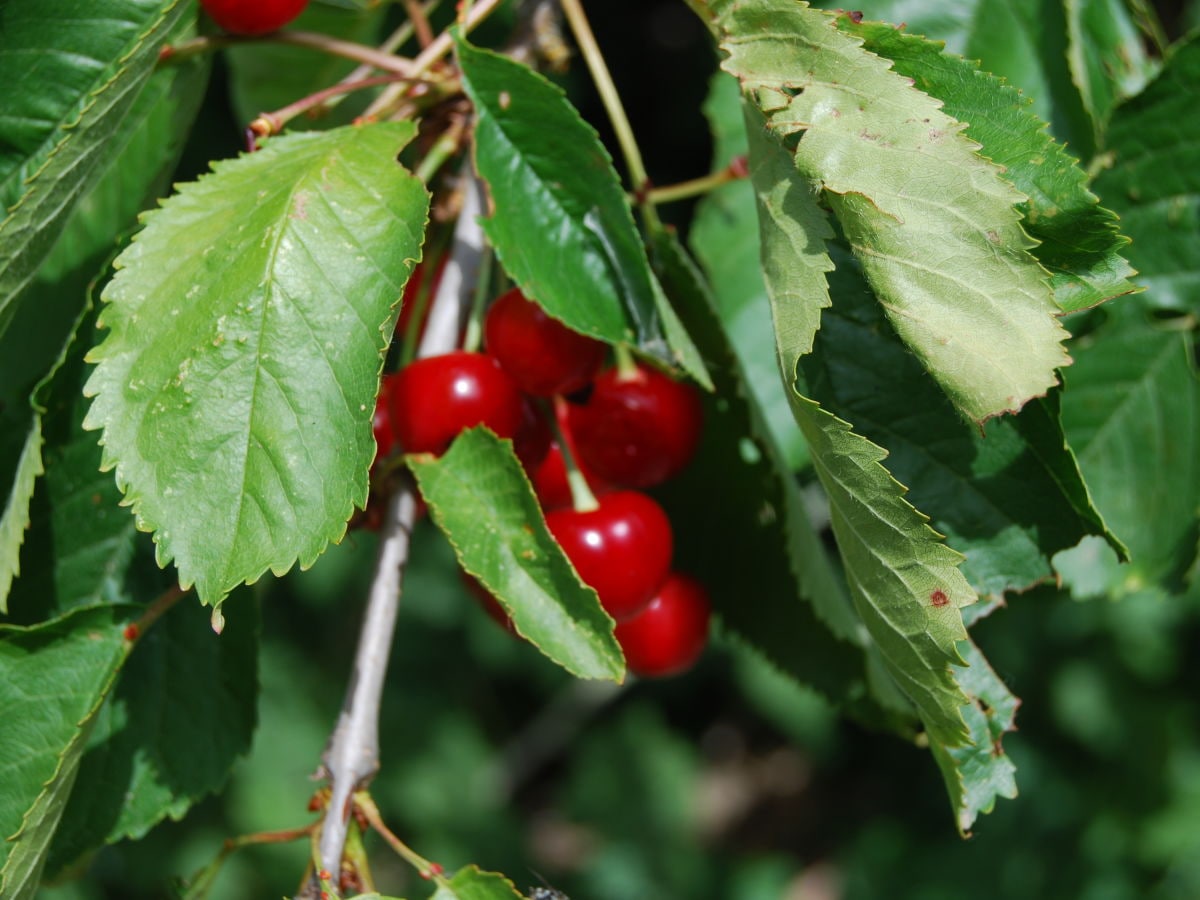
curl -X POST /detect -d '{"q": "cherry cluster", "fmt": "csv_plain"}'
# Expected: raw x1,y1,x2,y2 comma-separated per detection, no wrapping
373,282,711,678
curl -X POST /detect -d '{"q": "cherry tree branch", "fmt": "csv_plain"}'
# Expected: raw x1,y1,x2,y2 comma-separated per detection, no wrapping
301,173,488,898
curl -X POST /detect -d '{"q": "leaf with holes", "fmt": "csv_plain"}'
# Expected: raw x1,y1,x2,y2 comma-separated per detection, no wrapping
83,122,429,608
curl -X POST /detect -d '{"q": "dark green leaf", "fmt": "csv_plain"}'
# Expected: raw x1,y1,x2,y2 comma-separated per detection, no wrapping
0,606,134,897
0,0,190,343
1093,35,1200,317
801,244,1123,596
1054,310,1200,596
456,36,708,385
837,17,1138,313
46,594,258,876
83,123,430,608
649,229,878,713
929,638,1019,835
409,428,624,682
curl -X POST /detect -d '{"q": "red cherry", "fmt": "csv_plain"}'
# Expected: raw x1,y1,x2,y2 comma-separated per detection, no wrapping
568,364,703,489
373,373,401,465
484,288,607,396
530,440,611,511
545,491,672,622
615,573,711,678
389,351,524,456
512,396,552,473
199,0,309,35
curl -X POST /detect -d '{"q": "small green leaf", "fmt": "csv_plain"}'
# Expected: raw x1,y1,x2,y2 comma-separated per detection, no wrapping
0,0,189,343
409,428,624,682
83,122,430,607
45,595,258,876
0,415,43,612
837,17,1138,313
430,866,525,900
698,0,1070,422
456,35,706,382
930,638,1019,835
1093,35,1200,317
0,605,134,898
1065,0,1156,138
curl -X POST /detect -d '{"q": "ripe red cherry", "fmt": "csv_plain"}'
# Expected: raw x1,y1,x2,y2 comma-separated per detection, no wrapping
615,573,711,678
544,491,672,622
199,0,309,35
389,351,524,456
568,364,703,489
484,287,607,396
373,373,401,465
512,397,552,473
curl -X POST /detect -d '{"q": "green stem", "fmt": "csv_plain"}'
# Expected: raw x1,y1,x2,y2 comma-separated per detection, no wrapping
644,156,748,205
612,343,640,380
413,118,466,184
461,245,494,354
355,792,449,886
545,397,600,513
559,0,661,231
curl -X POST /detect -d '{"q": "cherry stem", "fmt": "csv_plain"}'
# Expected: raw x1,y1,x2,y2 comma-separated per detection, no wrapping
461,244,494,354
131,583,187,638
181,825,315,900
354,792,450,886
249,73,413,138
546,396,600,514
558,0,661,232
404,0,437,48
644,156,749,205
166,31,414,76
413,116,467,184
363,0,506,120
613,343,640,381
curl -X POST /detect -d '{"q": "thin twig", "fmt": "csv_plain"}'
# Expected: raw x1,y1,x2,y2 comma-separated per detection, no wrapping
164,31,414,75
404,0,437,48
302,172,488,898
250,74,414,138
362,0,506,120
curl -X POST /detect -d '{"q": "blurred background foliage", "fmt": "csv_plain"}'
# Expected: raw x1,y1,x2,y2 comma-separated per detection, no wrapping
37,0,1200,897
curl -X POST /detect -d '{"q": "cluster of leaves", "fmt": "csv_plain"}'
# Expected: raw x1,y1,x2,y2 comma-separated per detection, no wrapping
2,0,1198,897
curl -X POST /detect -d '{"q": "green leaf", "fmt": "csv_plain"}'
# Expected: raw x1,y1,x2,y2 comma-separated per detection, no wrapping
836,17,1137,314
0,0,189,343
45,594,258,876
0,605,134,898
786,392,973,749
456,36,707,384
698,0,1070,422
648,229,877,713
430,866,525,900
1093,35,1200,317
801,243,1123,596
691,71,809,469
1054,311,1200,597
226,1,387,129
83,122,429,608
409,428,624,682
929,638,1019,835
1065,0,1156,138
829,0,1095,155
0,416,43,612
